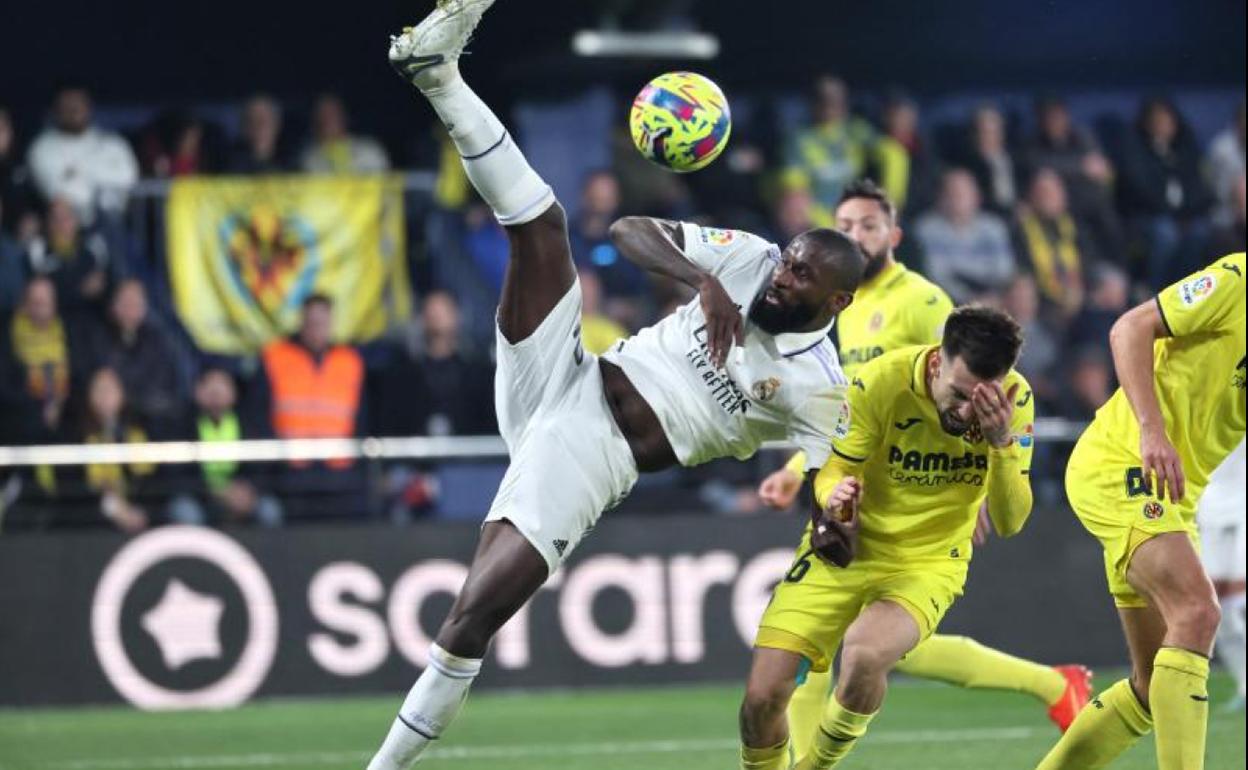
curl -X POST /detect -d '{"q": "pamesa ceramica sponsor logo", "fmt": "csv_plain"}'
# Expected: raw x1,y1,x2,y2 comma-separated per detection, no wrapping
91,526,279,710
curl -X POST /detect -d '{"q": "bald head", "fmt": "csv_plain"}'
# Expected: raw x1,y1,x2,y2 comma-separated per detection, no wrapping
792,228,866,294
749,228,863,335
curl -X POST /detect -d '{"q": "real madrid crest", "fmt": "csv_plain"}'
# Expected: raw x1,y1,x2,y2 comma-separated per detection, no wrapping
752,377,781,402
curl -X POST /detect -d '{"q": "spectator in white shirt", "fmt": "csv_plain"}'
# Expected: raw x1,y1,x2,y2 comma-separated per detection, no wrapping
299,94,390,174
27,87,138,225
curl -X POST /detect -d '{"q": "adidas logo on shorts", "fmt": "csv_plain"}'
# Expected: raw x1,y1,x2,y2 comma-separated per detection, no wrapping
553,539,569,556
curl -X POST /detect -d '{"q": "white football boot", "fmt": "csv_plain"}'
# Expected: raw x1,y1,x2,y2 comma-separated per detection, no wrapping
388,0,496,90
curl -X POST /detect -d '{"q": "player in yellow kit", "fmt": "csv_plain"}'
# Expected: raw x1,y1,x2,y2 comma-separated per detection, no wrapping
1037,253,1246,770
738,308,1035,770
757,182,1089,755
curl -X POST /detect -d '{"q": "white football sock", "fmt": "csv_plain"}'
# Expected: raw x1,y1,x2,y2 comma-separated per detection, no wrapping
366,644,483,770
420,67,554,225
1216,593,1247,697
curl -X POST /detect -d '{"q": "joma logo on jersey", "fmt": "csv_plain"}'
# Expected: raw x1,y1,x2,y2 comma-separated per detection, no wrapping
888,445,988,472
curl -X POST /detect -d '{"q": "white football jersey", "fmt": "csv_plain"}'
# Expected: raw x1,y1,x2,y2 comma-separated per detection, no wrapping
602,222,849,471
1197,439,1246,527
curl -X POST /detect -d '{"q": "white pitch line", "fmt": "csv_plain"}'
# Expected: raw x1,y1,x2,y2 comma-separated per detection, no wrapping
48,726,1048,769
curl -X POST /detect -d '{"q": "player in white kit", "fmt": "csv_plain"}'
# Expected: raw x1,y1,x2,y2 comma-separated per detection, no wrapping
366,3,865,768
1198,439,1246,711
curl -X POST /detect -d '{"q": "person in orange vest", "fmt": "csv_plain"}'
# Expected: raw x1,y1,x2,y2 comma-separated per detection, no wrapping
252,293,367,519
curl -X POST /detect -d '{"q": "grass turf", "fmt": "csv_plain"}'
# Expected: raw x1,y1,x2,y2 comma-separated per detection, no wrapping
0,674,1242,770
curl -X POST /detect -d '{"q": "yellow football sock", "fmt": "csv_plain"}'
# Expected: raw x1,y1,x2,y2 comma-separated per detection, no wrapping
895,634,1068,705
740,738,790,770
1151,647,1210,770
788,668,832,758
794,695,875,770
1035,678,1152,769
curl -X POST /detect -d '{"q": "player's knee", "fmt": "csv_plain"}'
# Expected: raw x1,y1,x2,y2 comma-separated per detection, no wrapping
740,680,791,727
1175,595,1222,638
437,600,512,657
840,641,892,680
512,200,565,236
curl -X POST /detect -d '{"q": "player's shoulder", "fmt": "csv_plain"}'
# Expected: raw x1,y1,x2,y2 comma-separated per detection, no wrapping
1003,368,1035,412
889,266,952,310
853,345,927,391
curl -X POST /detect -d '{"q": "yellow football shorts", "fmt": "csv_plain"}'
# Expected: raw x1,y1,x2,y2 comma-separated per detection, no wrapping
1065,432,1200,609
755,530,968,672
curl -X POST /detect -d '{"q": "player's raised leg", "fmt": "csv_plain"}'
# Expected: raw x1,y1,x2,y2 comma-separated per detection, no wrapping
368,4,566,768
795,601,920,770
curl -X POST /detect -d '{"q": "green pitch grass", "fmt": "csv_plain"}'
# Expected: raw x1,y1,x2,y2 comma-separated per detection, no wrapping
0,674,1243,770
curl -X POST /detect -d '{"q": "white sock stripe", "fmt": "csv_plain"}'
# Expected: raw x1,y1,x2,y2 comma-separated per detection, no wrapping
428,643,484,676
496,186,555,226
461,130,509,161
426,656,480,680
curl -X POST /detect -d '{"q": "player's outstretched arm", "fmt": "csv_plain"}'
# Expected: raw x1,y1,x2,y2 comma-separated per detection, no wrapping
1109,300,1185,502
609,216,743,367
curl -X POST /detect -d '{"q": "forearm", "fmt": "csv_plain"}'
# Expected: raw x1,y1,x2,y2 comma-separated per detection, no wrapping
813,458,857,510
608,217,709,290
985,447,1033,537
1109,306,1165,432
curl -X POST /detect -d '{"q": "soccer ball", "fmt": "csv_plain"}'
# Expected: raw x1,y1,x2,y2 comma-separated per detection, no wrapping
629,72,731,173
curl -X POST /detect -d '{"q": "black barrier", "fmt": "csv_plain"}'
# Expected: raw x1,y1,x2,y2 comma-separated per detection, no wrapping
0,506,1123,708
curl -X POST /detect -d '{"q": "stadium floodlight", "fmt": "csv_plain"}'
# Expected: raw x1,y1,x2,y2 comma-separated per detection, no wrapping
572,29,720,59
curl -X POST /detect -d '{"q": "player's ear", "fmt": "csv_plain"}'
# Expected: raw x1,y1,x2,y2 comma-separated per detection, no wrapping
828,290,853,316
890,224,903,249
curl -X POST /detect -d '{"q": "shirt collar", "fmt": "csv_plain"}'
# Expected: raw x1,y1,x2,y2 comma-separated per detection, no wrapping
860,260,904,295
773,320,835,357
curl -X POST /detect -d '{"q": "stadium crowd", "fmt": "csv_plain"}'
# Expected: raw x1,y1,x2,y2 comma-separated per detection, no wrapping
0,78,1243,531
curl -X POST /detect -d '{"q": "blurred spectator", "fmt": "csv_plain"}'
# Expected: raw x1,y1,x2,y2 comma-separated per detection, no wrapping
167,367,282,528
1207,102,1245,227
1060,346,1114,422
1209,175,1246,256
0,107,38,238
999,273,1060,409
27,87,138,224
1067,262,1130,352
770,188,816,245
962,104,1019,215
300,93,390,174
781,76,884,226
571,170,648,303
1119,95,1213,288
878,93,939,214
0,277,76,442
25,198,110,314
0,201,25,314
138,110,219,178
1023,95,1122,262
228,94,289,174
372,290,494,438
84,279,184,435
914,168,1016,303
69,367,154,532
579,269,628,355
1013,167,1095,319
254,294,365,518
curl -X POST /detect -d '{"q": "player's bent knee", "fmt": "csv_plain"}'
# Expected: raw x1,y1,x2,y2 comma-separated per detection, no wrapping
840,642,893,680
740,685,791,733
506,200,566,238
1172,596,1222,638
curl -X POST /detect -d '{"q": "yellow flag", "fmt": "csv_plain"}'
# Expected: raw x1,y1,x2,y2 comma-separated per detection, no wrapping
167,175,409,354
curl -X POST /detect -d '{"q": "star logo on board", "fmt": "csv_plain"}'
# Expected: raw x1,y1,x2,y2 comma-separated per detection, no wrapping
141,579,225,670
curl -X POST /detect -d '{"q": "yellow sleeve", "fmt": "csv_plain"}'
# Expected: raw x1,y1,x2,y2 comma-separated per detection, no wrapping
1156,253,1246,338
783,451,807,476
985,372,1036,537
813,374,881,508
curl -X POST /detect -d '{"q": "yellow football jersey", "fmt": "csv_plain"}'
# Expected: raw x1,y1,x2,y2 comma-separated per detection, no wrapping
815,345,1035,564
836,261,953,380
1081,253,1246,493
